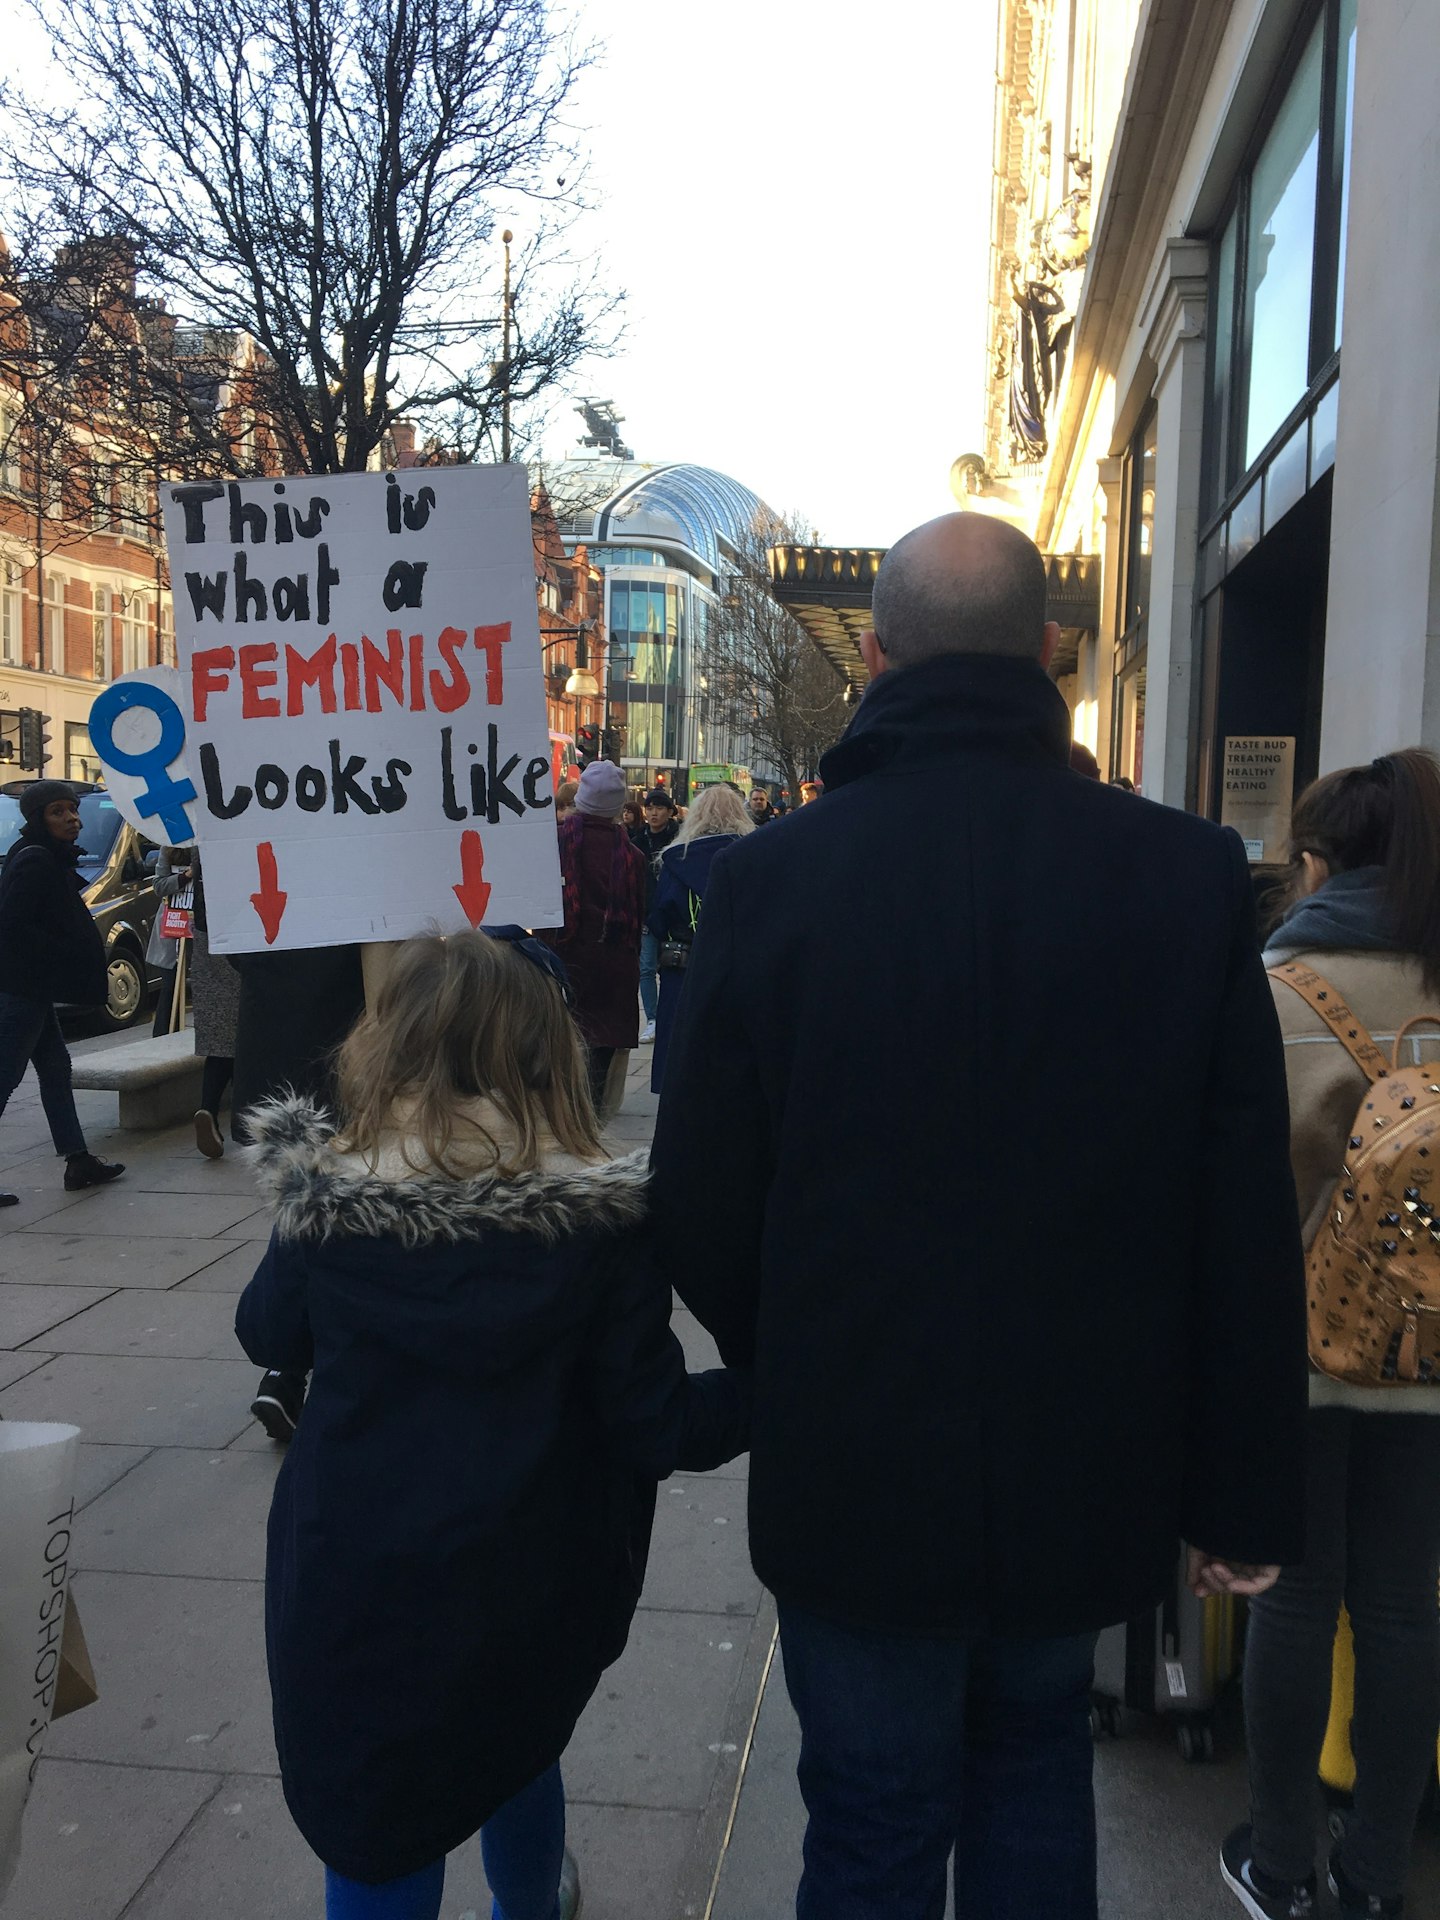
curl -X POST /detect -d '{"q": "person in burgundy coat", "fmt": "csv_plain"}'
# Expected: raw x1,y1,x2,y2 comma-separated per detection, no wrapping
538,761,646,1111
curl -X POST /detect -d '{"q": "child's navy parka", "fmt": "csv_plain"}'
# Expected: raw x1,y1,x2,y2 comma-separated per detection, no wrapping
235,1094,748,1885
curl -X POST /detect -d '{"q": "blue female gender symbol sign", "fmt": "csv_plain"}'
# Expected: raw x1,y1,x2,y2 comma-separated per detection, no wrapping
88,680,199,843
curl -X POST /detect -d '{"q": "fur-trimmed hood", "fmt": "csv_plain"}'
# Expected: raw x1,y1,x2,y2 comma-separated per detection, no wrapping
244,1093,649,1248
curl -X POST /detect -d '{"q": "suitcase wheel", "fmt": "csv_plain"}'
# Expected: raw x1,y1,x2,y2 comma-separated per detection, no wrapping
1176,1719,1215,1764
1089,1699,1123,1741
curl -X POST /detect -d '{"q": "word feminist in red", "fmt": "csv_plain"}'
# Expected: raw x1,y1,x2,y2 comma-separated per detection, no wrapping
191,625,511,723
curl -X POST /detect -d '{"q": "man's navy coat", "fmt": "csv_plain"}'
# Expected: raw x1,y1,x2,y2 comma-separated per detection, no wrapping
650,652,1308,1639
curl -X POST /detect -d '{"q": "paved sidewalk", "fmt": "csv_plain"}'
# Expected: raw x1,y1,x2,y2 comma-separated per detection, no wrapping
8,1034,1440,1919
1,1044,766,1920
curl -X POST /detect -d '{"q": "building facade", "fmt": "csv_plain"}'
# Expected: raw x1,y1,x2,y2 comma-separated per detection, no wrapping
0,241,283,783
551,456,784,794
976,0,1440,868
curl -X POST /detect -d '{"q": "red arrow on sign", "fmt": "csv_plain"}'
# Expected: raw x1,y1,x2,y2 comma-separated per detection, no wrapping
250,842,288,945
453,829,492,927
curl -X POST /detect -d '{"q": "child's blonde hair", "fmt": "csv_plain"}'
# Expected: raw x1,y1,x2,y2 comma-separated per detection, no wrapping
335,932,603,1176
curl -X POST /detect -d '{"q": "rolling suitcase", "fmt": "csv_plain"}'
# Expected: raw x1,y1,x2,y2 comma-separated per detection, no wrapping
1319,1606,1440,1818
1091,1552,1237,1762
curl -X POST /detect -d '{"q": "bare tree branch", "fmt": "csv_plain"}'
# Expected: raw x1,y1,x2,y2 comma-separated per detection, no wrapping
703,510,850,804
0,0,620,478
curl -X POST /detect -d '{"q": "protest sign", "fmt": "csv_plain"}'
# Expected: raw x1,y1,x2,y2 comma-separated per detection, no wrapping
1220,734,1295,864
159,464,562,954
87,667,200,847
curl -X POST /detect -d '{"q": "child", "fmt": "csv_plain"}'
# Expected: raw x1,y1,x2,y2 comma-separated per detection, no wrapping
236,928,749,1920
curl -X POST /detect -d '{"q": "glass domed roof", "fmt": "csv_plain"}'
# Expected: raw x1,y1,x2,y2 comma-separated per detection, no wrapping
590,464,778,572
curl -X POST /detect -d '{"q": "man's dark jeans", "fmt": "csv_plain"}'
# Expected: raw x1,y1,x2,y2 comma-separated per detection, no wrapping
778,1604,1100,1920
0,991,86,1158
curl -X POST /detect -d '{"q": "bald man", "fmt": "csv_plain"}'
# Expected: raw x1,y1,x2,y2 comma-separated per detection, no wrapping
650,513,1306,1919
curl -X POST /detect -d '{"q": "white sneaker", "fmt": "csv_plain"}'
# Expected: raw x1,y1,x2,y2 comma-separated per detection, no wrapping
640,1021,656,1043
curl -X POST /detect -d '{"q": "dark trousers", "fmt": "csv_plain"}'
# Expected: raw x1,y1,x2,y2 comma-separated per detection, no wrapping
200,1055,233,1117
1245,1406,1440,1899
586,1046,615,1113
0,991,86,1158
152,966,178,1036
778,1604,1100,1920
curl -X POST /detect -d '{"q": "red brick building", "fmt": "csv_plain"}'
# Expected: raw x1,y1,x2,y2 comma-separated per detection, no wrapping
2,251,589,786
0,238,287,778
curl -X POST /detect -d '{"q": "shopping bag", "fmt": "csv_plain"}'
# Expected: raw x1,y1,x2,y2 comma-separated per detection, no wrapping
53,1598,97,1721
0,1422,81,1900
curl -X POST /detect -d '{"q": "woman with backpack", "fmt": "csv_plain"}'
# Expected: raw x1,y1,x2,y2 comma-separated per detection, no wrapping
646,782,753,1093
1221,750,1440,1920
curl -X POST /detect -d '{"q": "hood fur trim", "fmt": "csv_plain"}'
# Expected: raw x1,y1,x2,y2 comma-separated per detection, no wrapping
242,1093,648,1248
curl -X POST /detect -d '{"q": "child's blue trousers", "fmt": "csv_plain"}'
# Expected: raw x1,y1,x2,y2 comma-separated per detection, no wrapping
323,1764,565,1920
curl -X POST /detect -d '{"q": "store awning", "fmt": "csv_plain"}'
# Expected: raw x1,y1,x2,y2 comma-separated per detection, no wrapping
767,546,883,695
768,544,1102,686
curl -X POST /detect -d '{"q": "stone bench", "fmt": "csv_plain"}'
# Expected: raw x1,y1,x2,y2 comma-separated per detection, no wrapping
70,1031,205,1130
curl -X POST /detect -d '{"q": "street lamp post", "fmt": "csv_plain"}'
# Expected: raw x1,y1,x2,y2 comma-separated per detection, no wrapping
500,230,513,465
539,618,600,746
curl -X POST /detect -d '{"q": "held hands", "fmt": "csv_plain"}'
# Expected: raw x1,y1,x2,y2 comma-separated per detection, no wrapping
1186,1546,1281,1599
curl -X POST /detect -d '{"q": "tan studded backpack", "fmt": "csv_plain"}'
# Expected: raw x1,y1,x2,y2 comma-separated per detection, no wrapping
1270,961,1440,1387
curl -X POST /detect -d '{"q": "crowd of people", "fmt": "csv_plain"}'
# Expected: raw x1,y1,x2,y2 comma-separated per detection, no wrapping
6,512,1440,1920
536,760,820,1094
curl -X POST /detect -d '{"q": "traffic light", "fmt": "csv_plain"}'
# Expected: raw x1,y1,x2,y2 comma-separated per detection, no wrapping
17,708,51,773
602,727,622,764
576,724,599,769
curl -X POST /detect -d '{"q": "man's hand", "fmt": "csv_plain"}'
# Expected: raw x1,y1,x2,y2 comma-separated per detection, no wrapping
1186,1546,1281,1599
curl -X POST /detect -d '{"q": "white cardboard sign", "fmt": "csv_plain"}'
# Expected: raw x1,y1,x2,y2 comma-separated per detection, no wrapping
160,465,563,953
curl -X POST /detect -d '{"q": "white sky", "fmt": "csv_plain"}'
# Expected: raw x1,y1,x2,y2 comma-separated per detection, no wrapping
8,0,1000,548
554,0,999,544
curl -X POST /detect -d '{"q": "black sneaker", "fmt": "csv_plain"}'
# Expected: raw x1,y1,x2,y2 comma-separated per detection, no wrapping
250,1370,306,1442
0,1191,19,1207
1221,1825,1316,1919
1329,1851,1403,1919
64,1152,125,1191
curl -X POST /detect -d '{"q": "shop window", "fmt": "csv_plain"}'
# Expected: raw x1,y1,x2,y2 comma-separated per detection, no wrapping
1115,657,1146,792
1206,0,1355,511
1330,0,1358,348
1208,216,1238,505
1121,412,1157,640
1112,412,1157,795
43,577,65,665
119,595,146,674
118,469,150,537
92,463,119,532
1242,21,1323,471
66,723,102,785
1,559,22,663
92,585,112,681
0,405,19,494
